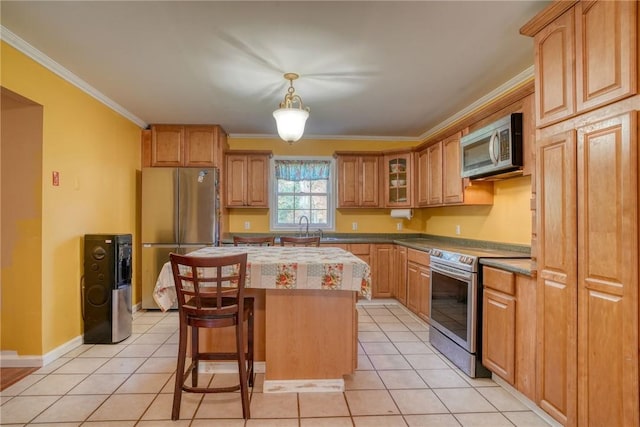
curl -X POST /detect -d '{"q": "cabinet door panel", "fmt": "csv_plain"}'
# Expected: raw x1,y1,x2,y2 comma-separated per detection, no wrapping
483,289,515,384
575,1,636,114
443,133,463,204
416,149,429,206
417,265,430,322
152,125,183,166
337,156,359,207
247,155,269,207
372,245,393,298
226,155,247,206
407,262,420,314
576,112,638,427
360,156,380,207
394,246,407,305
534,8,575,126
427,142,443,205
537,130,577,426
184,126,216,166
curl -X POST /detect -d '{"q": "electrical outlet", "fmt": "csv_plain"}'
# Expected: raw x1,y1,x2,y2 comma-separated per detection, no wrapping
244,221,251,230
455,225,461,235
352,222,358,231
396,222,402,231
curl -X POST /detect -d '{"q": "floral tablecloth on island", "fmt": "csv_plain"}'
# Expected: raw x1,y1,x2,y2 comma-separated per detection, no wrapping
153,246,372,311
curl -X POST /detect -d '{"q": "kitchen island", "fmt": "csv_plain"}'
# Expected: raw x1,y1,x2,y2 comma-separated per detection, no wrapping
153,246,371,392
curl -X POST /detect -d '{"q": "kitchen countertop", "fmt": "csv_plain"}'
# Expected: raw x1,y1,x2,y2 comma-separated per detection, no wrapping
223,233,531,255
480,258,536,277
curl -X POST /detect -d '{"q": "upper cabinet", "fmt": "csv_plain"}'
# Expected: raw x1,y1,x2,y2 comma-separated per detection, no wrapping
383,151,413,207
225,150,272,208
529,0,637,127
336,152,381,208
144,125,227,168
416,133,493,208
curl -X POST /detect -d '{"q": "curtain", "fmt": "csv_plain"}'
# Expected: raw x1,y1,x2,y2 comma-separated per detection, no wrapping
275,160,331,181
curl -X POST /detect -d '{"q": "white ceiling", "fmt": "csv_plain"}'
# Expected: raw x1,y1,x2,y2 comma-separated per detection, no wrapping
1,1,549,140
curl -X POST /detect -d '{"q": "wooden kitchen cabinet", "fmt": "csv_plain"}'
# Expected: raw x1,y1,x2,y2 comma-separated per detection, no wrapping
383,151,413,207
146,124,227,168
407,248,430,321
371,244,393,298
531,7,575,127
442,132,463,204
527,0,636,127
483,287,516,384
426,142,443,206
482,265,536,400
393,245,408,305
336,153,381,208
225,150,271,208
534,113,639,426
416,136,492,208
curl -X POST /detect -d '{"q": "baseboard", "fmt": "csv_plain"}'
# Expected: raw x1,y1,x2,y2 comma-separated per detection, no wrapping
132,302,142,313
263,378,344,393
0,335,83,368
492,374,562,427
199,361,266,375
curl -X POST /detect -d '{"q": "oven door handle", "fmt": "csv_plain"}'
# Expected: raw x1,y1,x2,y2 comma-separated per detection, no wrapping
430,263,473,282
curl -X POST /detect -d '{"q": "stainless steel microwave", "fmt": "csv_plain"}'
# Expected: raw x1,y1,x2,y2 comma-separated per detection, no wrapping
460,113,523,179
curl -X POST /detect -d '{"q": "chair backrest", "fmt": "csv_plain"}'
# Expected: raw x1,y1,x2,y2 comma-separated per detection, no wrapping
169,252,247,320
233,236,275,246
279,236,321,247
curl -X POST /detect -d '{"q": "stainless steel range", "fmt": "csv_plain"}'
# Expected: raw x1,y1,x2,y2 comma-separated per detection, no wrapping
428,246,528,378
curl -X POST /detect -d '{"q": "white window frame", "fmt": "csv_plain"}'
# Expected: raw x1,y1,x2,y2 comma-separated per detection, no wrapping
269,155,336,232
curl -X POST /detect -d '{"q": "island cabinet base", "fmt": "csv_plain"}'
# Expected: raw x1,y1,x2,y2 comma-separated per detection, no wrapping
196,289,267,361
264,289,358,382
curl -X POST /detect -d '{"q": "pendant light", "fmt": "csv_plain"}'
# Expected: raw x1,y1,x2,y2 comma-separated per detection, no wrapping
273,73,310,144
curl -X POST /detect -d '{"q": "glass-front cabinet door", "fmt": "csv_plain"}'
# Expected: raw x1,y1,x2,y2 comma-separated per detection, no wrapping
384,151,413,207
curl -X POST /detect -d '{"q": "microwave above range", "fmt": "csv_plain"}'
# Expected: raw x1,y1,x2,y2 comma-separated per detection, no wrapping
460,113,523,180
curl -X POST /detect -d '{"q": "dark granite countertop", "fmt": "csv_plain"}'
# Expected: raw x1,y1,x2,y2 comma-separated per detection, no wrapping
480,258,536,277
222,233,531,257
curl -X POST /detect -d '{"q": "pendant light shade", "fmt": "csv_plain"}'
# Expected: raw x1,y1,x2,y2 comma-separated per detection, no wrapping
273,73,310,144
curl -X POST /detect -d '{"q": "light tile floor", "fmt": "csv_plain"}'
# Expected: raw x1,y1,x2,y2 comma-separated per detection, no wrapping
1,302,553,426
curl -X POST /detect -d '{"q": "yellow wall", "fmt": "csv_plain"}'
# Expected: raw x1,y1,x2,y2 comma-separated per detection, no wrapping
1,92,44,354
424,175,532,245
228,137,531,242
1,42,141,356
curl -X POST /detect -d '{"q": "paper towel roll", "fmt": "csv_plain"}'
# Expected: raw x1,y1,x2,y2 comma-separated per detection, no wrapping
390,209,413,220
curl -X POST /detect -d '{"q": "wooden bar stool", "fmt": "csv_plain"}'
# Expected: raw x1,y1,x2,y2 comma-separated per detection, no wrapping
169,252,254,420
233,236,275,246
279,236,321,247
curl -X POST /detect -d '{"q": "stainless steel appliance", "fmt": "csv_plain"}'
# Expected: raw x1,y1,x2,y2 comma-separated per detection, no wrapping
83,234,132,343
141,167,220,309
460,113,523,180
428,246,528,377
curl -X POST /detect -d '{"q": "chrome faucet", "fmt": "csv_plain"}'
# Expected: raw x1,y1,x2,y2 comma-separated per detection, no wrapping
298,215,310,236
316,228,324,239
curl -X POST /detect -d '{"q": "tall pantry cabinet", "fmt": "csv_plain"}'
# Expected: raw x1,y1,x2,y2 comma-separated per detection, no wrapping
521,1,639,426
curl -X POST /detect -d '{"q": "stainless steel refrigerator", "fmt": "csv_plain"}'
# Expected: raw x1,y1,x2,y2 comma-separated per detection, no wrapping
141,167,220,309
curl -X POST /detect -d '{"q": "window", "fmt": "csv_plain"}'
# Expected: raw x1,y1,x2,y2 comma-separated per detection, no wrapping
270,157,335,231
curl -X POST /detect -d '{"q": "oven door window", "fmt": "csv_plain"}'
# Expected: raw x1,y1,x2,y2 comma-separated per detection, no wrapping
430,269,470,343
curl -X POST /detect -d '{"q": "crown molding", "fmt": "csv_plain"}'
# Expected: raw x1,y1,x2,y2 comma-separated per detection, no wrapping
417,65,535,142
1,25,148,129
229,133,421,142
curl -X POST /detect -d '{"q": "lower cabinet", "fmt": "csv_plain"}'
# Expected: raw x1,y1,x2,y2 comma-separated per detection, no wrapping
372,244,394,298
483,288,516,383
407,248,430,321
321,243,391,299
393,245,408,305
482,265,536,401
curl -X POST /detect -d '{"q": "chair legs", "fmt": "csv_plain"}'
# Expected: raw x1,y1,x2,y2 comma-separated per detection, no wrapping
171,311,255,421
172,314,188,421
